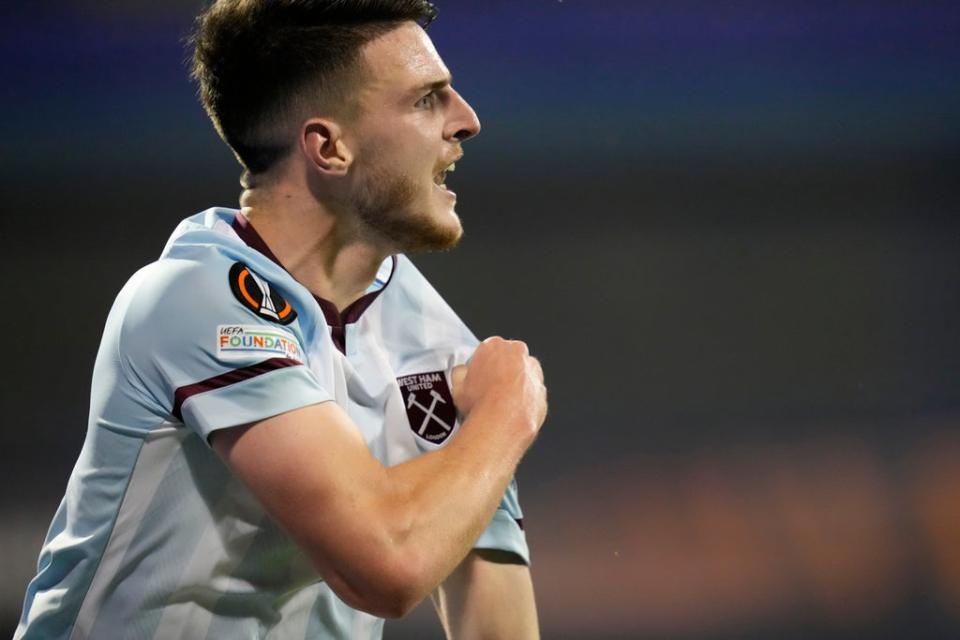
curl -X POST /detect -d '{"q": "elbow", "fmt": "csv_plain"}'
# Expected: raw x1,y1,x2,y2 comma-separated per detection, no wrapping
322,548,432,619
365,549,431,619
365,585,423,620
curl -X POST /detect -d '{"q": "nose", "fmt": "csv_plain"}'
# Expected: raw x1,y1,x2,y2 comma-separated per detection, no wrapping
445,88,481,143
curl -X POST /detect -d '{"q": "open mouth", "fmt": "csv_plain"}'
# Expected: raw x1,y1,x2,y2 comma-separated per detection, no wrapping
433,160,457,188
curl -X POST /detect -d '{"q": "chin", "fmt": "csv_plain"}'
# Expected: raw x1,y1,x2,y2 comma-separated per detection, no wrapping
410,215,463,253
355,174,465,253
372,202,460,254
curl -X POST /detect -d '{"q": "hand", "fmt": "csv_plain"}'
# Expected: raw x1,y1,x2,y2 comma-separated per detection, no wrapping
450,337,547,441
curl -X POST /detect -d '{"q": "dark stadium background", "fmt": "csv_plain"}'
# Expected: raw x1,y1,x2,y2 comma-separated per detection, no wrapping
2,1,959,637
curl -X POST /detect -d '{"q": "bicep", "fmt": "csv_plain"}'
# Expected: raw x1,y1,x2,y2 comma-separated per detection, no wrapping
433,550,539,640
210,401,393,606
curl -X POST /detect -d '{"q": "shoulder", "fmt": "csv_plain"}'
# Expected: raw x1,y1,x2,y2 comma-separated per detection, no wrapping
135,207,318,332
106,253,329,432
123,250,313,335
121,254,238,333
113,250,317,380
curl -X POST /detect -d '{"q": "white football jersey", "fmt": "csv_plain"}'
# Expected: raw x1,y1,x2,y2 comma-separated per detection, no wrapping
16,208,527,640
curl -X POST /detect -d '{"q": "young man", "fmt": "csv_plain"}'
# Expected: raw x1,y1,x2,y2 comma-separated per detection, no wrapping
15,1,546,639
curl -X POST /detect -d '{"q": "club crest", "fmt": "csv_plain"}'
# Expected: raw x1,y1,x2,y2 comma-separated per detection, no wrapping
397,370,457,444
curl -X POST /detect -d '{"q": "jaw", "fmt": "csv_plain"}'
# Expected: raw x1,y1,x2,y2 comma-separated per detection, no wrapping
356,189,463,255
349,154,465,254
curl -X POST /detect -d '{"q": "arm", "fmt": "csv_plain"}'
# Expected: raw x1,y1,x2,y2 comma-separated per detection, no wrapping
211,337,546,619
432,550,540,640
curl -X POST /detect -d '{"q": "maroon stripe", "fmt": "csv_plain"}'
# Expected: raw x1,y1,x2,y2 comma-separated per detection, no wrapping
172,357,301,421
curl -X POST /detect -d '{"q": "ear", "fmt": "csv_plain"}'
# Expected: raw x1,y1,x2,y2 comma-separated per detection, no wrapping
301,118,353,176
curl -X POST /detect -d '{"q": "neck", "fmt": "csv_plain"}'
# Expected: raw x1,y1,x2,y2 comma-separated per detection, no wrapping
239,177,389,313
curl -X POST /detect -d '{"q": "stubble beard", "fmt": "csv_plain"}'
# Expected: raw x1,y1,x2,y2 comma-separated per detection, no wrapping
352,161,463,254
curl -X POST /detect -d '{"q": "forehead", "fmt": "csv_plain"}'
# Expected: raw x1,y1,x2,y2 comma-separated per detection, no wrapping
358,22,450,99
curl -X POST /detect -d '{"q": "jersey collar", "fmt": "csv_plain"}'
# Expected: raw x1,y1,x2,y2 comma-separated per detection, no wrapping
231,212,396,352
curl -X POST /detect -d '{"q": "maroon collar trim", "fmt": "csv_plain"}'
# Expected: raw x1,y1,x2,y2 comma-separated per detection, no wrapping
232,211,283,267
231,212,396,351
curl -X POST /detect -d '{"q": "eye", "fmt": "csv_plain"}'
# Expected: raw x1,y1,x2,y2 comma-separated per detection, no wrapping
415,91,436,109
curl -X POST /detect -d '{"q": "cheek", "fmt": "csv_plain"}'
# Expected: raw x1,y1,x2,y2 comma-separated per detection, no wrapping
365,149,431,187
363,125,436,169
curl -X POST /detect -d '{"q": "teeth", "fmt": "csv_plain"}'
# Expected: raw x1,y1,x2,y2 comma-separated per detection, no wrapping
434,160,457,186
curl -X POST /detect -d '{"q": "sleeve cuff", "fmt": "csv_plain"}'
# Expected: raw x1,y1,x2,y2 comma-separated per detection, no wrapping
180,364,332,442
473,508,530,565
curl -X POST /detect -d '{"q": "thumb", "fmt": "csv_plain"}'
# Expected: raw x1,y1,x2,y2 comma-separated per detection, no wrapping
449,364,468,408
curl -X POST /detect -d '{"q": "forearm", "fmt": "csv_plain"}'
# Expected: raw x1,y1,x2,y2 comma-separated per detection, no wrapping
374,401,533,606
433,550,540,640
214,338,546,618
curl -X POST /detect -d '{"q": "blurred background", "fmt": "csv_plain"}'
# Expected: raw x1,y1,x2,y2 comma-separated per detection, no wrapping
2,1,959,638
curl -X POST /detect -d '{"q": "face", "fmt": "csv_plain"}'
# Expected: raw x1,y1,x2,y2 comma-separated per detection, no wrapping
344,22,481,253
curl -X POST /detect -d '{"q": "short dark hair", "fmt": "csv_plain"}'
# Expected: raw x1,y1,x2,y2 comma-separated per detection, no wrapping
190,0,437,174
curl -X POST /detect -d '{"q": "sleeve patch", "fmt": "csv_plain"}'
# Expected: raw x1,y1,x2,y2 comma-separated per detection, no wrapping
217,325,303,362
228,262,298,325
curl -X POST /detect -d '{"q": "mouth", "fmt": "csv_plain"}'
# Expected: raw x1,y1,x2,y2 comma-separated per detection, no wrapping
433,157,460,191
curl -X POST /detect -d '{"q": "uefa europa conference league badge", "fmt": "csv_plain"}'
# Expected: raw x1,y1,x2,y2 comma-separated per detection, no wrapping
228,262,298,325
397,371,457,444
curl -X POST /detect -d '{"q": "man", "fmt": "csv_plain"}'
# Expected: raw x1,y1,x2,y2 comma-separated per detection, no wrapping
15,1,546,638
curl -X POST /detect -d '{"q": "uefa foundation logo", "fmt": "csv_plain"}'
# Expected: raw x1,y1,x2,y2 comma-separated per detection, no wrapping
397,371,457,445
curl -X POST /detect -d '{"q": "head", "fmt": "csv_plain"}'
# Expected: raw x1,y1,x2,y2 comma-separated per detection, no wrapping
191,0,481,253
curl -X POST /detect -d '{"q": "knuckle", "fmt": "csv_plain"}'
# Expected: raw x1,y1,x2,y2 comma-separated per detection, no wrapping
507,340,528,354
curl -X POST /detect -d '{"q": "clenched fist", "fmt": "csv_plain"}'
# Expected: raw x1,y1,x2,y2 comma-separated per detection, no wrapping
450,337,547,444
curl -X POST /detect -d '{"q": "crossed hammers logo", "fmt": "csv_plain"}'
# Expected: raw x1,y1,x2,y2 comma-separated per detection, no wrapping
407,389,454,436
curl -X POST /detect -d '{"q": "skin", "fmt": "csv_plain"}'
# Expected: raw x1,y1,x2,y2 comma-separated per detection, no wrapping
211,21,544,636
432,550,540,639
237,23,477,310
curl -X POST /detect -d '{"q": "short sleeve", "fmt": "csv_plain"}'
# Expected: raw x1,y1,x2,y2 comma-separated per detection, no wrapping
474,477,530,564
117,256,331,442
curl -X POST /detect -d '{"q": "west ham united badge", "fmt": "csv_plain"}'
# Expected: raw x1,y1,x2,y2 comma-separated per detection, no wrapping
397,371,457,444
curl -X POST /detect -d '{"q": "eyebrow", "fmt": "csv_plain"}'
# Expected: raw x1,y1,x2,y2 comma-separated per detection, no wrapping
413,75,452,95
